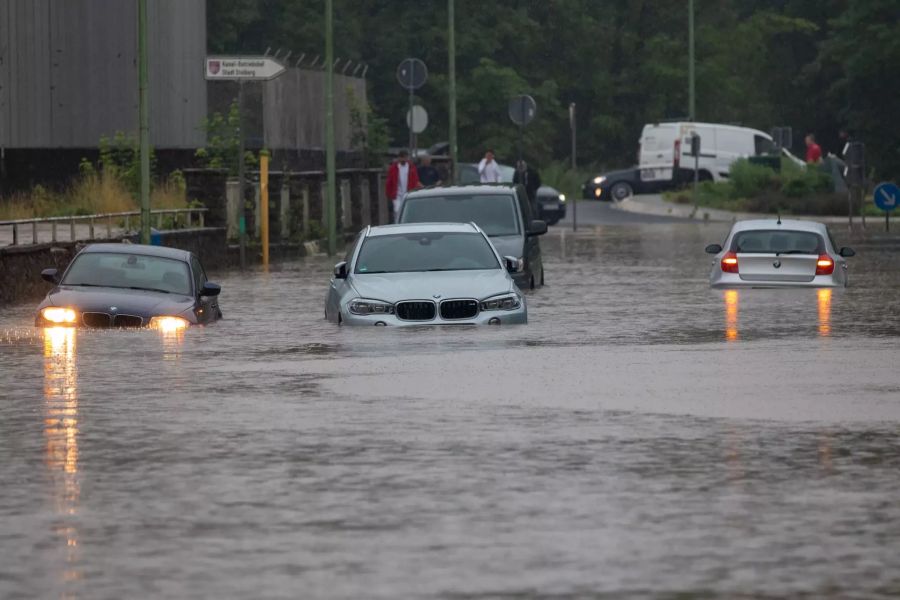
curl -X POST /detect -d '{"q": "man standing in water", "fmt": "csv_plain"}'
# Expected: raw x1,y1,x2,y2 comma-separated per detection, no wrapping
385,150,420,222
478,149,502,183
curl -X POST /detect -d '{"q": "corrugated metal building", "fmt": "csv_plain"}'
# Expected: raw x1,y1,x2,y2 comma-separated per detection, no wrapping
0,0,207,149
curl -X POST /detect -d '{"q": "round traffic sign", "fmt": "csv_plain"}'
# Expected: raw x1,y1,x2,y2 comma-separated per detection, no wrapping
508,95,537,126
873,182,899,212
406,105,428,134
396,58,428,90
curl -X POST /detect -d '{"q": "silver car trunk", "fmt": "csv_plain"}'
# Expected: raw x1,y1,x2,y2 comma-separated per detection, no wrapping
737,253,817,282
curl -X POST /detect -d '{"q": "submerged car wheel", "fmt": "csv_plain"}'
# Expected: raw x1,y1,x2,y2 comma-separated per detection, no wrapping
610,181,633,203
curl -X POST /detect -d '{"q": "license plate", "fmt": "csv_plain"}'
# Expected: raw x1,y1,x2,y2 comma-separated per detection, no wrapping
641,168,670,181
543,202,559,211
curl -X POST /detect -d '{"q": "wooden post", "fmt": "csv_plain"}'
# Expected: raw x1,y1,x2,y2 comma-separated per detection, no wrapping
302,185,311,237
280,182,291,239
376,173,388,225
360,178,371,227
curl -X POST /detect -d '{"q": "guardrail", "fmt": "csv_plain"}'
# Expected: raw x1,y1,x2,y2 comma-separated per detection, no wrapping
0,208,208,247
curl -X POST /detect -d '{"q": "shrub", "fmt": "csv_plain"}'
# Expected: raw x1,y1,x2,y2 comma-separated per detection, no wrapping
729,159,777,199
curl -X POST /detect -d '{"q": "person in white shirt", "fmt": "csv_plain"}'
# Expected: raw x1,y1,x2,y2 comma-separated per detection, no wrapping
478,149,501,183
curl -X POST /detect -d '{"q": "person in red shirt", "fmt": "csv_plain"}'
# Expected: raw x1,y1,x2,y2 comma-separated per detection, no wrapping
805,134,823,164
385,150,421,222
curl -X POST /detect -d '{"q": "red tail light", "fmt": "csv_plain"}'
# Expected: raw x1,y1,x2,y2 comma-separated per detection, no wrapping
674,139,681,168
721,251,739,273
816,254,835,275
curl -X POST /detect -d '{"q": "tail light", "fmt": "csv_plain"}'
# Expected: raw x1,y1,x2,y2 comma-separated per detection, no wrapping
816,254,835,275
721,251,739,273
674,139,681,168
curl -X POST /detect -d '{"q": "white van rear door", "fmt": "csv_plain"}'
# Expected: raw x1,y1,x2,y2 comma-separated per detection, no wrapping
639,124,677,182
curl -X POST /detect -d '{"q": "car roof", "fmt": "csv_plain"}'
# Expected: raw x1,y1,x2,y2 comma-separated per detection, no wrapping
80,242,192,261
730,219,828,234
405,184,517,198
366,222,482,237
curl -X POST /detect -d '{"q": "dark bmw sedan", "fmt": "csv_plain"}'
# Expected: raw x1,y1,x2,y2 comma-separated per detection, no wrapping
35,243,222,330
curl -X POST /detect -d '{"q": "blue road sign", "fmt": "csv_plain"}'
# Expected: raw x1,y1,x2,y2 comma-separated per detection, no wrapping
873,182,900,212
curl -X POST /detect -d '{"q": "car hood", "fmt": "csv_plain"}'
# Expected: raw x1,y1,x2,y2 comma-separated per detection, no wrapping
349,270,514,302
586,167,638,183
488,235,525,259
39,286,195,317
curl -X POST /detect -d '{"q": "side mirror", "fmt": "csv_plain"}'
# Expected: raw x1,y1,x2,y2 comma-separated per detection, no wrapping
41,268,59,284
839,247,856,258
504,256,521,273
705,244,723,254
200,282,221,297
334,261,348,279
528,220,548,236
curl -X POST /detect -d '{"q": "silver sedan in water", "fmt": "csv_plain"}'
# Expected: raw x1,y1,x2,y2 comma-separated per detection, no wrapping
705,219,855,288
325,222,527,326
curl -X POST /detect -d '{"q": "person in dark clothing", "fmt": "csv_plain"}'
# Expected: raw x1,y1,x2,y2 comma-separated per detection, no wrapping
417,154,442,187
513,159,541,202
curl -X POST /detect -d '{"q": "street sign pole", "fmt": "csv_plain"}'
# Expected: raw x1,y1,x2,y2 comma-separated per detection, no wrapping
688,0,696,121
138,0,150,245
873,182,899,233
408,84,414,155
448,0,457,183
325,0,337,257
237,81,246,269
570,102,577,232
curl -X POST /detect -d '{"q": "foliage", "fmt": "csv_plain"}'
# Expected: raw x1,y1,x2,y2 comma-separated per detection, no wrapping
195,100,257,176
94,131,157,198
540,161,596,202
347,87,390,167
729,160,778,199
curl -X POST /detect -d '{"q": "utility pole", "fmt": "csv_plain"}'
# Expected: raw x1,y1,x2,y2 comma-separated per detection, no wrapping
448,0,458,183
237,81,246,269
138,0,151,244
325,0,337,256
570,102,577,232
688,0,696,121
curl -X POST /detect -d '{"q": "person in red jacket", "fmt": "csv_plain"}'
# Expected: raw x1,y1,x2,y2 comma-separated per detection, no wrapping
805,134,823,164
385,150,421,222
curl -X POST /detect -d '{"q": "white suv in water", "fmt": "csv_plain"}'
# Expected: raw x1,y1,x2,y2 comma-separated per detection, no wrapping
705,219,856,288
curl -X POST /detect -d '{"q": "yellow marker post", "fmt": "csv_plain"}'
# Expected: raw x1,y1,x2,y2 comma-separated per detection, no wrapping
260,150,270,268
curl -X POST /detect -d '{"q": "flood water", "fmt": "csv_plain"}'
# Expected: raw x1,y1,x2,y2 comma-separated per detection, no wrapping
2,221,900,599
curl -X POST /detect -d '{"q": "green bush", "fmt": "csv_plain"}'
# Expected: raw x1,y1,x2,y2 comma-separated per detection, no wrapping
729,159,777,199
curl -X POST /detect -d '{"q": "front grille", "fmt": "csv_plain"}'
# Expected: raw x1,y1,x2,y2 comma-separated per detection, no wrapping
113,314,143,328
82,312,112,328
440,299,478,320
395,301,436,321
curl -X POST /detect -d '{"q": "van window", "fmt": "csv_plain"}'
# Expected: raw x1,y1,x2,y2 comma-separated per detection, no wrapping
755,135,777,156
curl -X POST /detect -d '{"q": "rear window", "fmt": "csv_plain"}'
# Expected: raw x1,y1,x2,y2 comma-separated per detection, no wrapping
731,230,823,254
401,194,520,237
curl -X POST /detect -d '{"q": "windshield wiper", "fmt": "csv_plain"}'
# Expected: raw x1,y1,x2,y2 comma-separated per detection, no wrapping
777,250,815,255
126,286,172,294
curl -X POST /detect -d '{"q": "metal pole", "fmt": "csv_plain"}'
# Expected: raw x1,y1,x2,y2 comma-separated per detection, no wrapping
688,0,696,121
238,81,247,269
325,0,337,256
408,85,414,156
138,0,151,244
570,102,577,232
260,149,270,267
448,0,457,183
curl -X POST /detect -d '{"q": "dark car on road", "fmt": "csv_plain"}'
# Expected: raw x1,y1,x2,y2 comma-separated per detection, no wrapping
582,167,651,202
35,243,222,330
535,185,567,225
399,184,548,289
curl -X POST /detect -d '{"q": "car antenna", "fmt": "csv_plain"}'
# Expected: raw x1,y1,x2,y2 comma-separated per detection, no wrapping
776,212,782,225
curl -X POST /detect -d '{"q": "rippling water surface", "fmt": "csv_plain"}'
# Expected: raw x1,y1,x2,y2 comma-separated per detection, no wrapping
2,222,900,599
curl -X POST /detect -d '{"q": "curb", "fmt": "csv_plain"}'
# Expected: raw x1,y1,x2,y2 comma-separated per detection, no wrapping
613,195,857,224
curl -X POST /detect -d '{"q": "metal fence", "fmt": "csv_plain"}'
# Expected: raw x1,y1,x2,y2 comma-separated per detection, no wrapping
0,208,208,247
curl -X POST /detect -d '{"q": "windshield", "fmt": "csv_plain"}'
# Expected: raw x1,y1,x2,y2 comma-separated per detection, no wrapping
401,194,520,236
62,252,193,295
354,232,500,274
731,230,824,254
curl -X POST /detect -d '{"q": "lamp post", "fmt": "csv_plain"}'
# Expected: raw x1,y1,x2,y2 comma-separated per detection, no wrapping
325,0,337,256
448,0,458,183
688,0,696,121
138,0,150,244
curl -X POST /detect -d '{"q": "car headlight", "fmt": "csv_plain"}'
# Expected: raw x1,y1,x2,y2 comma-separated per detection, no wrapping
41,307,77,324
480,293,521,311
348,299,394,315
149,316,190,332
593,176,606,184
559,194,566,202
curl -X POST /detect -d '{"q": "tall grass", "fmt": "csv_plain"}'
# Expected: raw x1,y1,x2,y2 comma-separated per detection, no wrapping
539,160,596,201
0,172,187,221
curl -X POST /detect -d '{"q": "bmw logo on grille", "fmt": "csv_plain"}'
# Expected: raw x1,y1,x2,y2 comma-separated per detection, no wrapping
110,306,118,312
773,260,781,269
433,294,441,299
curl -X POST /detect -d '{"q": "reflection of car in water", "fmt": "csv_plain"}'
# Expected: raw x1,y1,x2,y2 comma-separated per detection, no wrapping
399,184,547,289
457,162,566,225
35,243,222,330
325,223,528,326
705,219,855,288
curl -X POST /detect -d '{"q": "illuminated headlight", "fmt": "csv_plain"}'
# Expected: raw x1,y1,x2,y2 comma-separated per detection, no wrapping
149,316,190,332
41,307,77,324
480,293,521,311
594,188,602,197
559,194,566,202
348,299,394,315
593,176,606,185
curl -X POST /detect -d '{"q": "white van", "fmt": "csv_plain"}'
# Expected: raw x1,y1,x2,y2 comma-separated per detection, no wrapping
638,121,801,187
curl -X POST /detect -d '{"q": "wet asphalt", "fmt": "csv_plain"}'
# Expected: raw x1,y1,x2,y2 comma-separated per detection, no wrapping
2,201,900,599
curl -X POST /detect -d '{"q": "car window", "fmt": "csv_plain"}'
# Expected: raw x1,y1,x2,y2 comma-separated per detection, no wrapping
458,164,479,184
731,230,823,254
401,194,520,237
345,231,363,266
190,256,207,294
62,252,192,294
755,135,776,156
354,232,500,274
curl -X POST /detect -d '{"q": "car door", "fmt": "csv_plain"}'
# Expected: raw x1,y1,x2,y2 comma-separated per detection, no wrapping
190,255,217,323
327,232,362,320
516,186,542,284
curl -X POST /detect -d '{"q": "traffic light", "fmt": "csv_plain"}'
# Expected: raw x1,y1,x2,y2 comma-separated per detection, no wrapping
689,133,701,157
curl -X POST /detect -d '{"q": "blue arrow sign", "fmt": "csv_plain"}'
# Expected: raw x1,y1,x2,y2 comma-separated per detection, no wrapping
873,182,900,212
